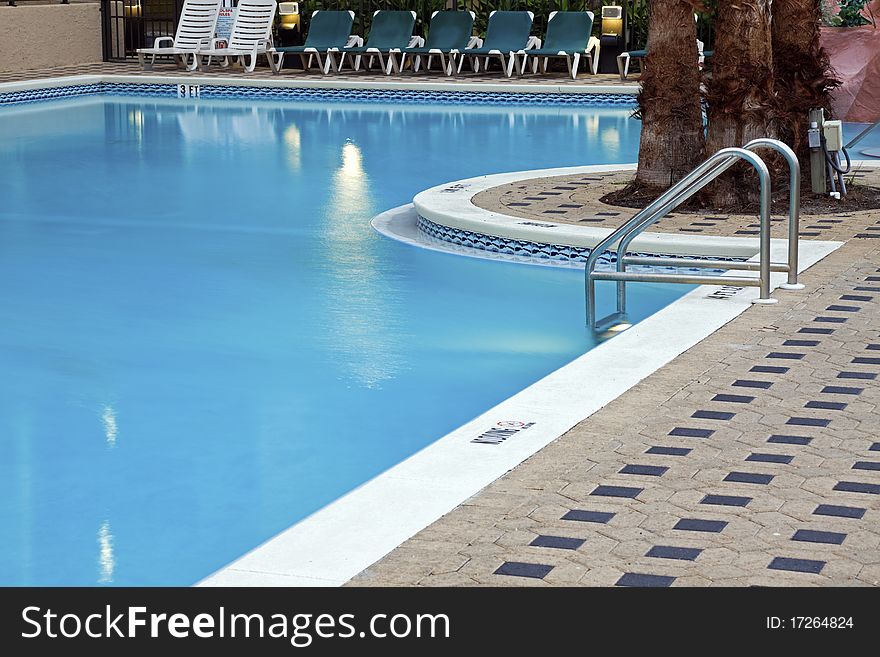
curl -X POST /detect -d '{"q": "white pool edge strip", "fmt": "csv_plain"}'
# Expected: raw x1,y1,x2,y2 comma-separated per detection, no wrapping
412,162,880,258
199,236,841,587
0,74,639,96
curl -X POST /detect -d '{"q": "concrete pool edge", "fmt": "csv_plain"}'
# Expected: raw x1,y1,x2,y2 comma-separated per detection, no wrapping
0,73,639,97
413,164,879,259
198,238,842,587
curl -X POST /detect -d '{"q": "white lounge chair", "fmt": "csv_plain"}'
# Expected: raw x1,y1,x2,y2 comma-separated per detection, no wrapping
196,0,278,73
136,0,221,71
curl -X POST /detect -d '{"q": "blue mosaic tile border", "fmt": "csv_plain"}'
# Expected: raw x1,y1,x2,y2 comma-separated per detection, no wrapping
417,216,745,270
0,81,636,108
0,83,178,107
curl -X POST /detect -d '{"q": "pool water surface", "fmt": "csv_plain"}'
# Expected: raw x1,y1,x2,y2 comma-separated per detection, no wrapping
0,95,686,585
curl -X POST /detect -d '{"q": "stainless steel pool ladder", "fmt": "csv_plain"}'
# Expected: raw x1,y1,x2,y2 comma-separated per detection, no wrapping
585,139,804,330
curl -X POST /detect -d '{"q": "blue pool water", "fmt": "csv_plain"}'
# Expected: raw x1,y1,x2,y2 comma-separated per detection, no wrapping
0,95,684,586
844,121,880,158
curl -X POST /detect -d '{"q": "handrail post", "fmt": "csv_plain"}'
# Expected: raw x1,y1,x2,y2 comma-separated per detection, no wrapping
743,138,803,290
753,155,775,303
586,275,596,327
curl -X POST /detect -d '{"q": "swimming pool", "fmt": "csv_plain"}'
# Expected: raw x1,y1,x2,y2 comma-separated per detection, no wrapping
0,94,686,586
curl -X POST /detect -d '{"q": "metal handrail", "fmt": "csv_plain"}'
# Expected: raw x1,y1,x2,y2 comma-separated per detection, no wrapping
742,138,801,289
585,140,802,330
614,139,800,289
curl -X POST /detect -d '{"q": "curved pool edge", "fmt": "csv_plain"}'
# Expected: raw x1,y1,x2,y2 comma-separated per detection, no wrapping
198,238,843,587
413,164,772,259
372,203,584,269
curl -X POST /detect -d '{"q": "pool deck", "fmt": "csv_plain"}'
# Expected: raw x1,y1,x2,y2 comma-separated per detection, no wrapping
350,216,880,586
0,61,637,90
471,168,880,242
8,64,879,587
351,160,880,587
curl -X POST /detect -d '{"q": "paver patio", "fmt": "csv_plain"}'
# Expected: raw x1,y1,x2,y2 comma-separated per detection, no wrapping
350,214,880,587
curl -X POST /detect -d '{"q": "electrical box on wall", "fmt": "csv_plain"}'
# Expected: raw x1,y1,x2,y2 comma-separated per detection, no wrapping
823,120,844,152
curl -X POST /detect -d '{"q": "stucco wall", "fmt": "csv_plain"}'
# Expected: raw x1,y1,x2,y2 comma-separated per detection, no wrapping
0,4,103,74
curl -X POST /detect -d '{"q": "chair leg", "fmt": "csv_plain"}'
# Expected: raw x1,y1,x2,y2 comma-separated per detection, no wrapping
502,53,517,78
244,51,257,73
269,51,283,74
617,53,628,80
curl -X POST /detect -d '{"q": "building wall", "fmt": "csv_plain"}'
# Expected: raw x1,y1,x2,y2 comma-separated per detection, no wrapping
0,4,103,74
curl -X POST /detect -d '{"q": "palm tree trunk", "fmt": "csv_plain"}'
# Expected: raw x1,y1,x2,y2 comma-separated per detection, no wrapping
772,0,839,179
705,0,775,206
632,0,705,190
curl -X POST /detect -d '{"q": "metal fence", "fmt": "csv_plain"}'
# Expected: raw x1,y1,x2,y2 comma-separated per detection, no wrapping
99,0,714,63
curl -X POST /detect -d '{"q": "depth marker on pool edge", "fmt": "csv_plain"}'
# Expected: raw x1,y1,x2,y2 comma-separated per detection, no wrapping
472,421,536,445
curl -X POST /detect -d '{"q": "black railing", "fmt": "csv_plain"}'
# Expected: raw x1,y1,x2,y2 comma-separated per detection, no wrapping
102,0,187,61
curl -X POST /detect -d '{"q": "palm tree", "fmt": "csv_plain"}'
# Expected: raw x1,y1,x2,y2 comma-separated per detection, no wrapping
772,0,839,176
628,0,706,192
704,0,775,205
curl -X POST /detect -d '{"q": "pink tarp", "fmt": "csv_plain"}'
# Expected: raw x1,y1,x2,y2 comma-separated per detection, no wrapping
821,1,880,121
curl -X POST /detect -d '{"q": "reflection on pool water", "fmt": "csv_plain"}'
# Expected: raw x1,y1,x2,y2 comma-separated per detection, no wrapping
0,95,687,585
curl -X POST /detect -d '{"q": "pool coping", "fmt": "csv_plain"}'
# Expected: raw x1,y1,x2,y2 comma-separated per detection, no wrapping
0,73,639,97
412,163,880,259
199,227,841,587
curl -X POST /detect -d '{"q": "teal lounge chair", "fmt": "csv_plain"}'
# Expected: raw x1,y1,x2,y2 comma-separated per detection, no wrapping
519,11,597,79
328,10,417,74
268,10,355,74
459,10,535,78
398,10,476,77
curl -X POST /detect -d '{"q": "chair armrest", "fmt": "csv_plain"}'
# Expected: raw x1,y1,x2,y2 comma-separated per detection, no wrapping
346,35,363,48
153,36,174,49
466,36,483,48
525,36,541,50
408,36,424,48
210,37,226,49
